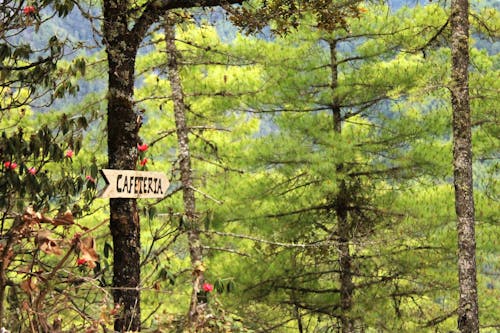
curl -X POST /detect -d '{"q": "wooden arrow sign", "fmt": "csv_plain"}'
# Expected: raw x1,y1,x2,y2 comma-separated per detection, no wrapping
98,169,169,199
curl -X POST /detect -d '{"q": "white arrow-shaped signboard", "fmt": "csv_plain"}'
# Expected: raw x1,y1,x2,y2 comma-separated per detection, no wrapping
99,169,170,199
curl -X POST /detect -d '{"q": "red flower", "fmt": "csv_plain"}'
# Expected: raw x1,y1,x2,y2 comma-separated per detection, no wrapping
28,167,37,175
65,149,74,158
139,158,148,166
202,282,214,293
76,258,87,266
137,143,149,152
85,175,96,183
4,161,17,170
23,5,36,15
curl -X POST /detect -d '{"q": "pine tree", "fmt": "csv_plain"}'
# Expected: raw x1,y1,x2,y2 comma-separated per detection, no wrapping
133,15,266,330
206,3,499,331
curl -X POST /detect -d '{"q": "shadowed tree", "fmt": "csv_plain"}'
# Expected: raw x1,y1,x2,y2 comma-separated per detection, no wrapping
102,1,244,331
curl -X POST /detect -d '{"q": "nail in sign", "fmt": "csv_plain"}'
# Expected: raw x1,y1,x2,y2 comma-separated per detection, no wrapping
99,169,169,199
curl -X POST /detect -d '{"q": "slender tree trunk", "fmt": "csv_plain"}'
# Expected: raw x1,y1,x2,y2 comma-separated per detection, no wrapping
337,196,354,333
294,304,304,333
290,254,304,333
329,40,355,333
0,215,17,327
0,247,9,326
103,1,142,331
164,18,205,326
0,272,5,328
450,0,479,331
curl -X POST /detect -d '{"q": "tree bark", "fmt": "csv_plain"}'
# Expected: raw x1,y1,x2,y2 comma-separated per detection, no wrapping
450,0,479,331
0,215,18,327
164,19,205,325
329,40,355,333
103,1,142,331
101,2,244,331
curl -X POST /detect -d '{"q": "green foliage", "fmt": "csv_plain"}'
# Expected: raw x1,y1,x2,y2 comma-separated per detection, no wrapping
0,111,96,211
0,3,108,330
191,3,499,332
0,0,89,112
0,0,498,331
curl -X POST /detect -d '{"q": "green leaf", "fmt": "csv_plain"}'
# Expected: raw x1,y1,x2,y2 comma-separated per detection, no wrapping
103,242,112,259
214,279,224,294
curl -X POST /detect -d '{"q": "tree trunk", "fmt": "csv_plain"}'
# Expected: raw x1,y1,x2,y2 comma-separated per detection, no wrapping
0,216,17,327
103,1,142,331
100,2,244,331
450,0,479,331
329,40,355,333
164,18,205,326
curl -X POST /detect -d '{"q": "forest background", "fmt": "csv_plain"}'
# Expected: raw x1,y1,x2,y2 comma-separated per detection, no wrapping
0,0,498,332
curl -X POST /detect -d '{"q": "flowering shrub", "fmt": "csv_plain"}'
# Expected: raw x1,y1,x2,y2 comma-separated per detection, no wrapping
86,175,96,183
23,5,36,15
65,149,74,158
203,282,214,292
137,143,149,152
76,257,88,266
0,207,108,331
0,112,102,331
3,161,17,170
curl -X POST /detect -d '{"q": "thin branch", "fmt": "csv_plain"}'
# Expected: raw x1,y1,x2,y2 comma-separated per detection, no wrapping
189,186,224,205
201,245,251,257
149,129,177,147
208,230,339,248
192,155,245,174
423,308,457,327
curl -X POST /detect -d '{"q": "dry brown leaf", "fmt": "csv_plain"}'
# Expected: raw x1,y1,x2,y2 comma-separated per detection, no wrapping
53,209,74,226
36,230,63,255
22,206,41,228
78,237,99,269
23,206,35,220
20,276,38,294
40,214,54,224
23,206,53,226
